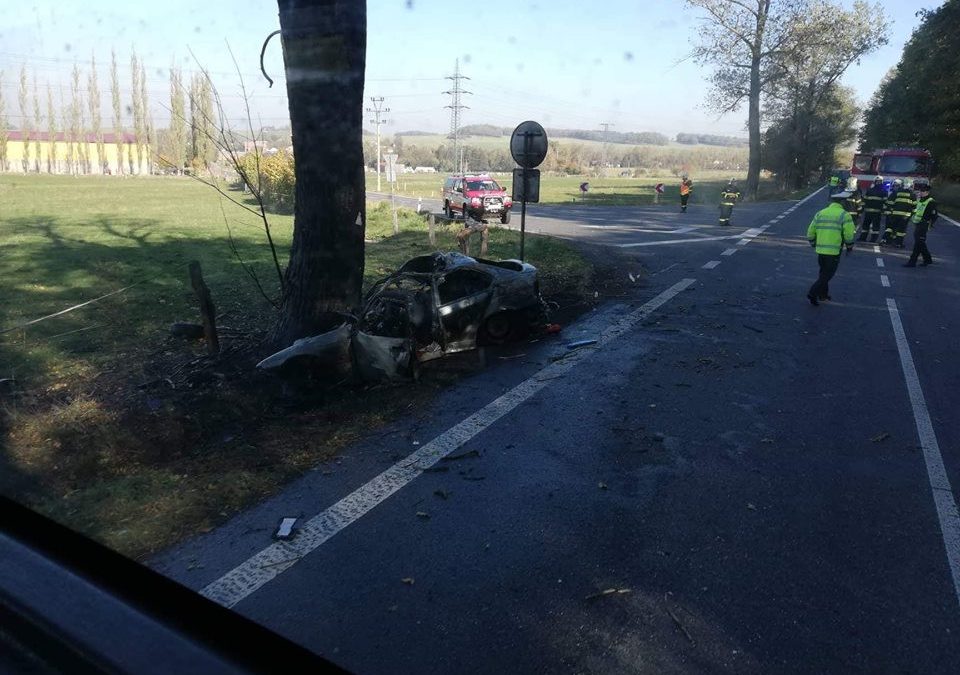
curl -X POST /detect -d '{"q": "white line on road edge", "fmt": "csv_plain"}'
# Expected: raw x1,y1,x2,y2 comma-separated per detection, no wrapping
880,274,890,288
721,248,738,256
877,258,885,268
886,298,960,608
941,214,960,228
617,234,742,248
702,261,721,269
199,279,698,609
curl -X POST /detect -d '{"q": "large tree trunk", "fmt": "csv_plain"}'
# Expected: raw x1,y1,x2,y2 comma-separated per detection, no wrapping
273,0,367,346
746,53,762,200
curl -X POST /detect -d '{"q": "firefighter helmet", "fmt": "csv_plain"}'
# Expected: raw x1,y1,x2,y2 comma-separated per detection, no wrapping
874,176,883,184
914,181,930,192
893,178,903,187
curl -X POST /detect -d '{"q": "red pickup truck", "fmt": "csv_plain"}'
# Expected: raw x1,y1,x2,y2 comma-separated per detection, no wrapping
442,174,513,224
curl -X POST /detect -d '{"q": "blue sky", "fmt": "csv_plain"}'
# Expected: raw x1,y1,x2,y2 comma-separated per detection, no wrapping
0,1,942,139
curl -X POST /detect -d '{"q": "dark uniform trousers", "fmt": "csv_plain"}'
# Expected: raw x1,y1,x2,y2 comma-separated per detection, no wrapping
859,211,882,241
808,254,841,300
908,222,932,265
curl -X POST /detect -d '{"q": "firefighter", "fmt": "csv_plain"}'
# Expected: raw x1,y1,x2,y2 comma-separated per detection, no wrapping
903,182,938,267
718,179,740,226
858,176,887,242
881,178,915,247
679,175,693,212
806,191,856,305
843,176,863,228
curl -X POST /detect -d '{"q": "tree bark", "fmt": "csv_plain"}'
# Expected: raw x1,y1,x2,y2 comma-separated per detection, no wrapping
273,0,367,346
747,52,762,200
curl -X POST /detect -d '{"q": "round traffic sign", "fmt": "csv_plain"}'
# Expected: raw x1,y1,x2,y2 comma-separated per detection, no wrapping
510,121,548,169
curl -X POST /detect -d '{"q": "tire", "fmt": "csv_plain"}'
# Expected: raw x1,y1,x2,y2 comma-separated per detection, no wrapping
500,209,511,225
444,201,453,219
480,312,515,345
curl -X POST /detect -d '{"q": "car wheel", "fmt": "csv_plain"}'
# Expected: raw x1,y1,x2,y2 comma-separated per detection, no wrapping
501,210,511,225
444,201,452,219
480,312,516,345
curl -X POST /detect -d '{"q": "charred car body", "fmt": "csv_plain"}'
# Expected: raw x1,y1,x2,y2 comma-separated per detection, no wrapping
258,252,547,379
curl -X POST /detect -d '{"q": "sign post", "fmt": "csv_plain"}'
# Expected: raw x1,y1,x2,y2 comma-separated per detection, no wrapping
509,121,548,262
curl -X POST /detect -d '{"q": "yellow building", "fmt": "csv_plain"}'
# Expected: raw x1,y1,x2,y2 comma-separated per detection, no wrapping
0,131,151,175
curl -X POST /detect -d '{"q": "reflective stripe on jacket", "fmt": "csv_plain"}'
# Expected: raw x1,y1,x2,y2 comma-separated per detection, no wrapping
886,189,916,217
720,190,740,206
863,186,887,213
807,203,855,256
680,181,692,195
910,197,938,226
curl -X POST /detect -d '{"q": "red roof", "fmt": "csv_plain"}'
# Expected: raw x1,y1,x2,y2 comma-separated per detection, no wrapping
3,130,139,144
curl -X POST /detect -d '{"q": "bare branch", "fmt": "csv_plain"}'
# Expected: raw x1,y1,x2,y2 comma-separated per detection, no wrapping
260,30,282,88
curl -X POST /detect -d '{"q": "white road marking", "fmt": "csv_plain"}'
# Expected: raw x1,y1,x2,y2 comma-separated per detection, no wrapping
886,298,960,608
877,258,885,268
874,245,881,254
199,279,698,609
738,239,750,246
581,225,701,234
881,275,890,287
941,214,960,228
702,260,721,269
721,248,738,256
617,235,742,248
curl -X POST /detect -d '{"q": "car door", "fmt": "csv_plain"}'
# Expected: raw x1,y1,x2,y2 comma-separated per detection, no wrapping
436,267,494,351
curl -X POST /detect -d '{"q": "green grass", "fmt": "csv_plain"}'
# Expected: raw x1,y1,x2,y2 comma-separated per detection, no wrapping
375,170,793,207
0,174,592,558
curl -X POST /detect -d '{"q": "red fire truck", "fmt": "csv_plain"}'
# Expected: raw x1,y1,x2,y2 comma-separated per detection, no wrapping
850,147,933,192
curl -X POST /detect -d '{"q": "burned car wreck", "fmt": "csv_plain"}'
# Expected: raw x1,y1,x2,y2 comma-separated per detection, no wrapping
258,252,548,380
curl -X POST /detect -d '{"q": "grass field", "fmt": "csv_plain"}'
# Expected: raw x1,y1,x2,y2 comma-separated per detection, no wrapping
0,174,592,558
375,170,801,206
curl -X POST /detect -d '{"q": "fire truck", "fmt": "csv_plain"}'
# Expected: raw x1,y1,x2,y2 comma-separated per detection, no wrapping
850,147,933,192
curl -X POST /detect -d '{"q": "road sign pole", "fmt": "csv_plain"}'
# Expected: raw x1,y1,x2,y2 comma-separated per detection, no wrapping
520,168,527,262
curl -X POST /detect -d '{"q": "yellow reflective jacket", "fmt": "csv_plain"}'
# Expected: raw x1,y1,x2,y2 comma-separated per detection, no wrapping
807,202,855,256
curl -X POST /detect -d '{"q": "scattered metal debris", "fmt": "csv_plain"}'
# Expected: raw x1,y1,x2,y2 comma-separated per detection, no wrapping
871,432,891,443
566,339,599,350
664,593,696,645
401,577,415,585
585,588,632,600
274,517,298,540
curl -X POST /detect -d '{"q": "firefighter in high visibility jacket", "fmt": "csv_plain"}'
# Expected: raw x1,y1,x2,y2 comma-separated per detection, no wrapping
843,177,863,227
903,182,938,267
858,176,887,242
882,178,915,247
828,173,841,197
806,191,856,305
718,180,740,226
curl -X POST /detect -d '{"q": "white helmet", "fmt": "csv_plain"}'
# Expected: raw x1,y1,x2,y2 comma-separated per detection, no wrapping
893,178,903,187
846,177,858,190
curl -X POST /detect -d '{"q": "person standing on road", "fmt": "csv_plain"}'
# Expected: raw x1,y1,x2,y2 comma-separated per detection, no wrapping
807,191,856,306
844,177,863,228
859,176,887,242
828,173,841,198
718,179,740,226
882,178,915,247
679,175,693,212
903,182,938,267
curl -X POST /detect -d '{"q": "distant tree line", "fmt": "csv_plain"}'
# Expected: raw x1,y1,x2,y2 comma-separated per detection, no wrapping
675,133,747,147
859,0,960,179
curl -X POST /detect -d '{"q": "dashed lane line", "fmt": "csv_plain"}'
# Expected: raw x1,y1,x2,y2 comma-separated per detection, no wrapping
877,258,885,268
616,234,742,248
721,248,738,256
881,274,890,288
887,298,960,609
199,279,698,609
874,245,881,254
702,260,721,269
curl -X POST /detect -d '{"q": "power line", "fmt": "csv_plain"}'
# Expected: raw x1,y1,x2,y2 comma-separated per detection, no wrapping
366,96,390,191
443,59,470,173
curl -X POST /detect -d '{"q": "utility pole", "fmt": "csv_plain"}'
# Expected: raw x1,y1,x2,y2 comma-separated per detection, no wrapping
444,59,471,173
598,122,614,174
367,96,389,191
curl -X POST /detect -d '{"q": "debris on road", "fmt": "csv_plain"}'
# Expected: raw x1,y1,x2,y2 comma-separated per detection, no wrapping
566,339,599,350
443,449,480,461
545,323,562,334
274,517,298,540
585,588,632,600
598,481,608,490
742,324,764,333
416,511,430,519
433,489,451,500
420,465,450,473
760,438,774,444
664,593,696,645
747,503,757,510
871,432,891,443
401,577,415,585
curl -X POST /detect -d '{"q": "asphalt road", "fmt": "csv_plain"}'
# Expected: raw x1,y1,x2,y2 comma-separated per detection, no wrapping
154,191,960,673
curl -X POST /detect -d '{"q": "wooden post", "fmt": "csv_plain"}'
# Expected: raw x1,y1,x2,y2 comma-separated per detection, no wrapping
189,261,220,356
428,213,436,246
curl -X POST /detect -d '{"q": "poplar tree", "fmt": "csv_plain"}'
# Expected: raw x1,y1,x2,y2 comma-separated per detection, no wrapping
0,71,8,172
140,61,153,174
61,86,73,174
71,64,86,174
32,75,42,173
88,54,104,173
111,49,124,175
19,65,31,172
169,65,186,173
46,84,58,173
131,50,145,173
